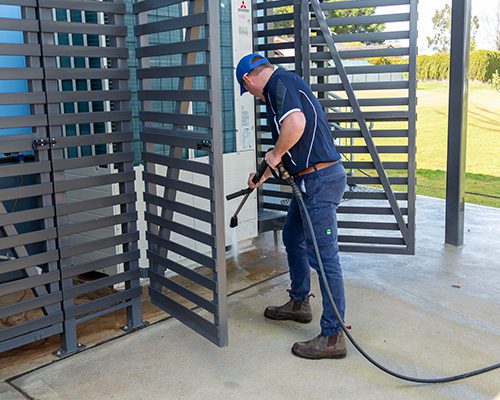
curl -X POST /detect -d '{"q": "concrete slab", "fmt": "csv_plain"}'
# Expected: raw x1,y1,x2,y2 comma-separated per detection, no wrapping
0,382,27,400
7,196,500,399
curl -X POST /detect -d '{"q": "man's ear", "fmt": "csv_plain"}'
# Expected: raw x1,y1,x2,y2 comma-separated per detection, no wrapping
242,74,251,89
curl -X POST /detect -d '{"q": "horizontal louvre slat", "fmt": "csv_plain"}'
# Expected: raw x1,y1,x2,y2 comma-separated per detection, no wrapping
312,47,410,60
58,212,137,237
0,67,43,79
255,0,293,10
143,192,214,225
0,92,46,105
149,270,216,314
0,114,46,129
60,232,139,259
311,81,409,91
146,232,216,269
0,160,51,178
333,129,408,138
137,64,210,79
312,64,409,76
45,68,129,80
339,245,408,254
145,212,214,247
0,292,61,319
0,228,57,250
56,193,136,216
39,0,125,13
52,152,134,171
0,313,62,343
321,0,410,11
49,111,131,125
0,251,59,275
142,152,212,176
47,90,130,103
347,177,407,185
149,287,217,343
339,235,405,245
56,132,133,148
136,39,209,58
320,98,409,108
66,287,142,319
63,270,140,300
139,111,210,128
42,45,128,58
138,89,210,102
135,13,207,35
338,221,400,230
337,206,408,215
311,30,410,44
144,172,213,200
343,161,408,170
0,183,53,202
326,111,408,122
0,207,54,226
0,43,40,56
0,271,60,297
141,129,210,150
147,249,216,291
133,0,184,14
337,145,408,153
343,191,408,201
310,13,410,28
40,20,126,35
53,171,135,193
62,250,140,279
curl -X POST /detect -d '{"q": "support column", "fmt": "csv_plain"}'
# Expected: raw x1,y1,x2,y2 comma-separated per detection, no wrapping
445,0,471,246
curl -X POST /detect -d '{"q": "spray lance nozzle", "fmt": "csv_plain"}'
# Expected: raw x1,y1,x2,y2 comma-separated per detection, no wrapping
226,158,270,228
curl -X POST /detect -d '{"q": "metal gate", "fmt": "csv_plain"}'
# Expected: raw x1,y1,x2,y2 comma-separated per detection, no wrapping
0,0,143,354
134,0,227,346
254,0,417,254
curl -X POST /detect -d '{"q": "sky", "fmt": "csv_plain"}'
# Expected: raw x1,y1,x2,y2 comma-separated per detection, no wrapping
383,0,500,54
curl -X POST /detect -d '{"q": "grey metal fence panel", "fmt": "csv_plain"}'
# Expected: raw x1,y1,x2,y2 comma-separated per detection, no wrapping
0,1,64,353
135,0,227,346
35,0,143,354
1,0,143,355
252,0,417,254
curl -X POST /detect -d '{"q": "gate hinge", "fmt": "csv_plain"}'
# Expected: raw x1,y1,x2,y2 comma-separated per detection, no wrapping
196,139,212,150
139,267,149,279
32,138,56,151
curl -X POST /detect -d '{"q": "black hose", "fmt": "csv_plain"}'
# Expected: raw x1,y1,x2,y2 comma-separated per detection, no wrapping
278,163,500,384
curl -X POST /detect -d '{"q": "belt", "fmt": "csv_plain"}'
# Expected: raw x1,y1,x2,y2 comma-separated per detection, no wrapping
293,160,338,177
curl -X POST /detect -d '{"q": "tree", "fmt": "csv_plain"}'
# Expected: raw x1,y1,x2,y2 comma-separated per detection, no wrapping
485,3,500,51
427,3,480,53
273,1,385,40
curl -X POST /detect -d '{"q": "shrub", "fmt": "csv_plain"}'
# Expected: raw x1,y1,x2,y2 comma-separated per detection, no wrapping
370,50,500,82
490,70,500,91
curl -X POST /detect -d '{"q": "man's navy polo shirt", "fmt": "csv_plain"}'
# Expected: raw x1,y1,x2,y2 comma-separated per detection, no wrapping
263,68,341,176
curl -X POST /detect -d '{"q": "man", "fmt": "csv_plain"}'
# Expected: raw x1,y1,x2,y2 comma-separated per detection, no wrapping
236,53,348,359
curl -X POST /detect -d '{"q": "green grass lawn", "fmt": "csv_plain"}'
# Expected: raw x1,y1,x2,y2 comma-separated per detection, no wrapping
350,81,500,207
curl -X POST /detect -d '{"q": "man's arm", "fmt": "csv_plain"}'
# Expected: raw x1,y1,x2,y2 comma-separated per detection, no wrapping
265,110,306,168
248,111,306,189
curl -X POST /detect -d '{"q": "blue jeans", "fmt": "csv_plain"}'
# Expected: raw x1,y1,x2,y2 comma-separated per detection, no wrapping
282,161,347,336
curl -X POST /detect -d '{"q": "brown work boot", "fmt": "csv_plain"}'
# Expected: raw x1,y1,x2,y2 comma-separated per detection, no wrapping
264,296,312,323
291,332,346,359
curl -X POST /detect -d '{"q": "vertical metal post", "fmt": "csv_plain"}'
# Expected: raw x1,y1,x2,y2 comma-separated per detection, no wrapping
445,0,471,246
407,0,418,255
293,0,302,76
208,0,227,347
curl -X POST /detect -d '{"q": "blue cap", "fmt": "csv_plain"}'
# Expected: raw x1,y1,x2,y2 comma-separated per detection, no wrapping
236,53,270,95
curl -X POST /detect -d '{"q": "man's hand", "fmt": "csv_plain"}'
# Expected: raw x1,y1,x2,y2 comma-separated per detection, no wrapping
247,172,265,189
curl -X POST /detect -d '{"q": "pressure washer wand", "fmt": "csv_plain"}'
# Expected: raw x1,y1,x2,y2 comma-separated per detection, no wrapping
226,159,268,228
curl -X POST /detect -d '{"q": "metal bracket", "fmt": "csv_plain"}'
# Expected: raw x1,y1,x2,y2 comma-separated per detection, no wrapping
32,137,56,151
53,343,86,358
121,320,149,333
196,139,212,150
